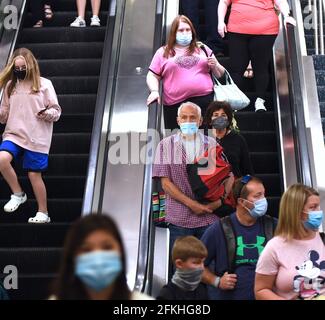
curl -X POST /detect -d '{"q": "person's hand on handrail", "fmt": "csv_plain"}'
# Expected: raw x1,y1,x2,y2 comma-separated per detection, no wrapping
284,16,296,27
147,90,160,106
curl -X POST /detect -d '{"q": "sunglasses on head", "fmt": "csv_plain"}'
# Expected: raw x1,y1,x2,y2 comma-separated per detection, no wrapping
241,174,252,185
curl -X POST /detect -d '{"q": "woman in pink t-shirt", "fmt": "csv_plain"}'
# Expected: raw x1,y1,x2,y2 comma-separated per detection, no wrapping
218,0,296,111
255,184,325,300
0,48,61,223
146,15,225,130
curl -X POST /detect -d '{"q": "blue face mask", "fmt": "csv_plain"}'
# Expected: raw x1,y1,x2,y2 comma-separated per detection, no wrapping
176,32,192,46
304,210,324,230
179,122,198,136
75,250,122,292
243,197,268,218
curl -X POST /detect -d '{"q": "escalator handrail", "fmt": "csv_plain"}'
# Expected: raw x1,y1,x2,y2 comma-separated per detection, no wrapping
81,0,117,215
284,21,313,186
134,0,165,293
0,0,26,96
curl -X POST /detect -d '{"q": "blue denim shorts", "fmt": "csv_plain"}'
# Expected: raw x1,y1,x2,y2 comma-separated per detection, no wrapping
0,140,48,172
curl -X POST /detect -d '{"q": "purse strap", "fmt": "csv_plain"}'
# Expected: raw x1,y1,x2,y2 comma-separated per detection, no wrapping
212,70,233,86
198,41,230,87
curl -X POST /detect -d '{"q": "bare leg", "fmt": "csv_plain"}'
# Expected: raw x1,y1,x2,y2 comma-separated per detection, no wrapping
28,172,48,213
76,0,87,19
0,151,23,193
91,0,101,16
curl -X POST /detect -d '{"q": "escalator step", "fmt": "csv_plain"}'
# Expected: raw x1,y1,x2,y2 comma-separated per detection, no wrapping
20,42,104,59
19,27,106,43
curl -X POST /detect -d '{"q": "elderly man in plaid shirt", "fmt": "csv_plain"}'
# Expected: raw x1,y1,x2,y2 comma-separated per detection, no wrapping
153,101,227,277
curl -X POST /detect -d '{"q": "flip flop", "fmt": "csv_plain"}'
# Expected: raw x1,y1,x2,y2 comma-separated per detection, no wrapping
243,68,254,78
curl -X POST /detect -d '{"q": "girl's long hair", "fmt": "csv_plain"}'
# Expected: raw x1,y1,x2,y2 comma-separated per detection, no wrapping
52,214,131,300
0,47,41,97
163,15,198,58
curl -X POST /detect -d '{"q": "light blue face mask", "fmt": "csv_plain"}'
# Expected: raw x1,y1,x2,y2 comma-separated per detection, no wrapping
75,250,122,292
176,32,192,46
243,197,268,218
304,210,324,230
179,122,198,136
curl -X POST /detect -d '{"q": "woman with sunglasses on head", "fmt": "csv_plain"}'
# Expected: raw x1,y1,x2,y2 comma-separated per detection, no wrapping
0,47,61,223
255,184,325,300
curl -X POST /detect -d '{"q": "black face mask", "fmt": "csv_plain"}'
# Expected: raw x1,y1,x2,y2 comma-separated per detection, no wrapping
13,69,27,80
211,116,229,130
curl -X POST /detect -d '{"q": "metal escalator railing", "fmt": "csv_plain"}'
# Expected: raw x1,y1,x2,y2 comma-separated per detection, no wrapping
275,0,325,231
0,0,26,87
81,0,118,214
134,0,165,294
139,0,180,296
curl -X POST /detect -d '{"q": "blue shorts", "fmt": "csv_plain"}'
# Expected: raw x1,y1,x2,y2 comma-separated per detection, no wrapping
0,140,48,172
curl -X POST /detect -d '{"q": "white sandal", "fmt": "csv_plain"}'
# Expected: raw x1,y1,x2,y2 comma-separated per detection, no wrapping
28,212,51,223
4,193,27,212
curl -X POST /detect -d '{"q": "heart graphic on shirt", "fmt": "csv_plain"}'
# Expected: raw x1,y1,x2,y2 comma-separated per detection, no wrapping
175,55,200,69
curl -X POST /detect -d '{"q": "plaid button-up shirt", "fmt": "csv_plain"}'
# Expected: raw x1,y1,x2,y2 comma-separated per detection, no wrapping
153,132,219,228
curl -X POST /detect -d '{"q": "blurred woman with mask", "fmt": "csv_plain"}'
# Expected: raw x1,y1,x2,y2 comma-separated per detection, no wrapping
146,15,225,130
204,101,253,178
255,184,325,300
51,215,153,300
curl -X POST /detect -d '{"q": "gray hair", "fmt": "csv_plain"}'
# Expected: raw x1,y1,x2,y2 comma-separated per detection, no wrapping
177,101,202,118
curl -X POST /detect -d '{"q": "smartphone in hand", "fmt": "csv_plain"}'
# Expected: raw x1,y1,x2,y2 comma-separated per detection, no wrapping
38,106,48,116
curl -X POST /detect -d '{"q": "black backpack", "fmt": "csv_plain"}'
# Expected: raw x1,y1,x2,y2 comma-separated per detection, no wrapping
220,215,275,273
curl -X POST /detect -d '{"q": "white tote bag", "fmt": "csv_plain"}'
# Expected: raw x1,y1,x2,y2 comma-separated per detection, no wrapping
213,70,250,111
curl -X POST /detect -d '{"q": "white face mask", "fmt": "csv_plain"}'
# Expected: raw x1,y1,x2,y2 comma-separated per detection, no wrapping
176,32,192,46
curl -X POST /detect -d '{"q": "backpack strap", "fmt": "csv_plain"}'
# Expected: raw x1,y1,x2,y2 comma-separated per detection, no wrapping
220,215,236,273
261,215,275,243
320,232,325,245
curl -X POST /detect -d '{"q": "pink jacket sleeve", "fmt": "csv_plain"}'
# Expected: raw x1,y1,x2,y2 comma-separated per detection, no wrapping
0,84,10,124
42,80,61,122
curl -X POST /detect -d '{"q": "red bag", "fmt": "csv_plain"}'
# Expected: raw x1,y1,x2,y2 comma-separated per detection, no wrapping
187,145,231,202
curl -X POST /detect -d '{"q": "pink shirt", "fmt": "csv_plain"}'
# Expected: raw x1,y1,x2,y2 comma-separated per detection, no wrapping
227,0,280,35
149,46,214,105
256,234,325,300
0,77,61,154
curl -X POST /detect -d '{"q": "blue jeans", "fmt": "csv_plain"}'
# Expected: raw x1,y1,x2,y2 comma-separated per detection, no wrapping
168,223,210,280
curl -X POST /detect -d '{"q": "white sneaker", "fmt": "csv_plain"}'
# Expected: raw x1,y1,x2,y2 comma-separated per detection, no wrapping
70,16,86,27
90,15,101,27
28,212,51,223
255,97,267,112
4,193,27,212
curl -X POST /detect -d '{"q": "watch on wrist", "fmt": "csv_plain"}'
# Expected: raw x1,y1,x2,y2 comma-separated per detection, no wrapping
213,276,221,288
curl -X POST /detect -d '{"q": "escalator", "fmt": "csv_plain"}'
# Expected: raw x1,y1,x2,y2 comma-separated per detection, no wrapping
147,0,325,297
0,0,112,299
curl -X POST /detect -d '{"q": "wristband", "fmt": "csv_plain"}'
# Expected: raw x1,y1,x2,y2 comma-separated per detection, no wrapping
213,276,220,288
151,90,159,93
